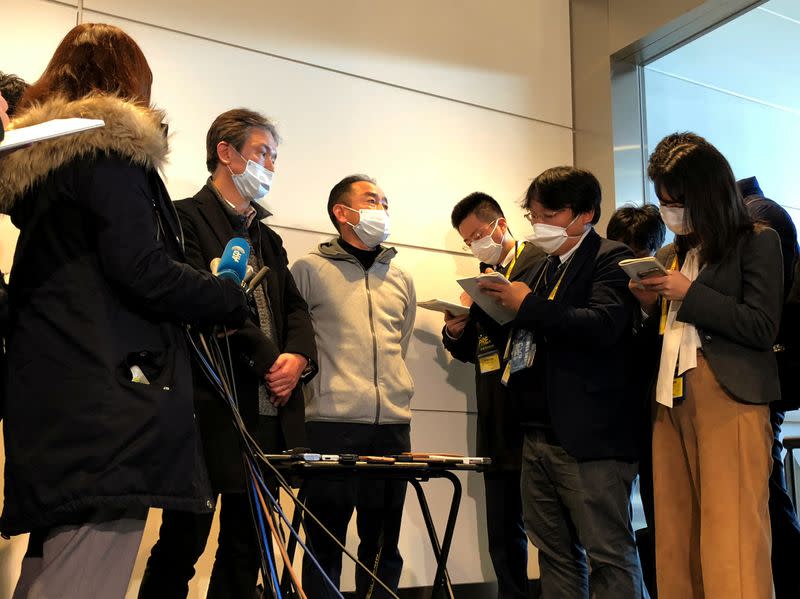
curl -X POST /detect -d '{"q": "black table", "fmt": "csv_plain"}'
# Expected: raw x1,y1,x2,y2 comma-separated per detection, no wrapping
263,459,485,599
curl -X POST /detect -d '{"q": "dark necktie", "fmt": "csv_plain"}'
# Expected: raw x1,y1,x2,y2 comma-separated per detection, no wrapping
541,255,562,294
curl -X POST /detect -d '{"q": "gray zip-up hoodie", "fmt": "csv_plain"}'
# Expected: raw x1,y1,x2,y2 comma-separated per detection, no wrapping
291,239,416,424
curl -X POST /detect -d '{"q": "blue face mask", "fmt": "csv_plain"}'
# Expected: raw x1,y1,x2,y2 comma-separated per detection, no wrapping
228,147,274,202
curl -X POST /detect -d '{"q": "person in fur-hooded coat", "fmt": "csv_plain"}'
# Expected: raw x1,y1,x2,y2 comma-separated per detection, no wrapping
0,92,249,538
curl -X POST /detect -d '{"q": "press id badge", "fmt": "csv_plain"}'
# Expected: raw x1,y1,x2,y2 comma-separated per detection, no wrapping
477,334,501,374
673,367,685,404
500,329,535,386
508,330,536,374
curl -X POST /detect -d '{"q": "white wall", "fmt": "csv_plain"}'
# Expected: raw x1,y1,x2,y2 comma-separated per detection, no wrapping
1,0,574,596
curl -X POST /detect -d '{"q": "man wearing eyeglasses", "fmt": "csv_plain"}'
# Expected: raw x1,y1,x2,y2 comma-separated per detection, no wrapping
479,167,647,599
442,192,544,598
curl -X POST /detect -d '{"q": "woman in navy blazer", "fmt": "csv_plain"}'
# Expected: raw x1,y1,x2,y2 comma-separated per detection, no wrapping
631,133,782,599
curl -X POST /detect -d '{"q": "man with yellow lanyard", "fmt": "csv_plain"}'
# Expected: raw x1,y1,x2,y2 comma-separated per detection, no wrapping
443,192,544,599
480,168,648,599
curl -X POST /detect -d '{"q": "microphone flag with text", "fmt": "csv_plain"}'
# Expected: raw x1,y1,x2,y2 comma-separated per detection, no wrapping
214,237,250,285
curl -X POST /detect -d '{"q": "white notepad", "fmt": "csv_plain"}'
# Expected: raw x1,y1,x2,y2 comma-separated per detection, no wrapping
0,118,105,153
417,299,469,316
457,272,516,325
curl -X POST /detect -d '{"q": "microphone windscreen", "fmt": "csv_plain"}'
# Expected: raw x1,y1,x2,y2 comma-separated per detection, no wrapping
216,237,251,284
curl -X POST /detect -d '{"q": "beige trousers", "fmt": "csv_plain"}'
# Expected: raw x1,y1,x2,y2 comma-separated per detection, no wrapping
652,353,773,599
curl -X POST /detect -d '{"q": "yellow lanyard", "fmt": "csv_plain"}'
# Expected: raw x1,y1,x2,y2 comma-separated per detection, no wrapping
530,255,571,301
547,264,570,300
503,241,526,280
659,255,679,335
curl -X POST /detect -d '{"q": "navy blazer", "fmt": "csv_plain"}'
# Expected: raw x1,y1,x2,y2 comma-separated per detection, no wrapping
509,229,640,461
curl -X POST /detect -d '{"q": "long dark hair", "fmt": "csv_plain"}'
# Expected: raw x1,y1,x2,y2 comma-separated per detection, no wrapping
647,132,752,265
19,23,153,110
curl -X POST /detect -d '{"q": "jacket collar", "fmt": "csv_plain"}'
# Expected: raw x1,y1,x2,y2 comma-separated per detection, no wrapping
0,95,169,213
192,184,240,249
737,176,763,200
544,227,602,294
315,237,397,264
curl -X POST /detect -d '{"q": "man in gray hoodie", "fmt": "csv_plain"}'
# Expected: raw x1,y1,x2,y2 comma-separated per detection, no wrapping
291,174,416,598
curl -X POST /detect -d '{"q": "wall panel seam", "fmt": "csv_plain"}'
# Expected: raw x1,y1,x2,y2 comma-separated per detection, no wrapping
269,224,478,258
80,7,573,130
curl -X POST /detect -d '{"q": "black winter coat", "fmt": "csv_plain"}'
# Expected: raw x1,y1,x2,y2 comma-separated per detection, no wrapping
175,185,317,492
0,96,247,535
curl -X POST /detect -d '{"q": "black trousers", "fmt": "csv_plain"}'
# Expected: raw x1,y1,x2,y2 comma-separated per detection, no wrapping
483,470,528,599
769,408,800,599
301,422,411,599
138,416,282,599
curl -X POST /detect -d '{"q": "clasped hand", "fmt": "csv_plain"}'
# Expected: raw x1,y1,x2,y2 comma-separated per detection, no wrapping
264,353,308,406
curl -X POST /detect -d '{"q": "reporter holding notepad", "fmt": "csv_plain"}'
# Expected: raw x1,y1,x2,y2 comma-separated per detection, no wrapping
630,133,782,599
478,168,646,599
442,192,544,598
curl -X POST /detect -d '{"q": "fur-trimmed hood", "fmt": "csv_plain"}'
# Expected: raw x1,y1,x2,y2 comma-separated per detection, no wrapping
0,95,168,213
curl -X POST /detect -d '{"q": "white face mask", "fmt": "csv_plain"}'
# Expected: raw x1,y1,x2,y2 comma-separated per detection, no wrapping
525,214,584,254
228,147,274,202
342,206,391,248
660,205,690,235
470,220,509,265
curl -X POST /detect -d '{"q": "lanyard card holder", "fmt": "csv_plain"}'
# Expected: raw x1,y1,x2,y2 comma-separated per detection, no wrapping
500,329,536,386
476,334,501,374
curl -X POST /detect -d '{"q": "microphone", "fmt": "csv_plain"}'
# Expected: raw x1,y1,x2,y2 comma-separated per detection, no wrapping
243,264,255,284
216,237,251,285
246,266,270,296
209,260,253,282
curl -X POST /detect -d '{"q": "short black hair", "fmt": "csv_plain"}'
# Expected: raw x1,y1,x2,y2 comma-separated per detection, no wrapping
0,72,29,117
522,166,602,224
450,192,504,229
327,174,377,230
607,204,666,255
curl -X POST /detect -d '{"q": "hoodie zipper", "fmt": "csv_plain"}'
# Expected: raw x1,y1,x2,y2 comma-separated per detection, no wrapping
363,269,382,424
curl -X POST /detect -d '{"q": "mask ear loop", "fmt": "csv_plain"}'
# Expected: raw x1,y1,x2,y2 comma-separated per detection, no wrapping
224,142,248,177
334,204,360,230
564,213,589,239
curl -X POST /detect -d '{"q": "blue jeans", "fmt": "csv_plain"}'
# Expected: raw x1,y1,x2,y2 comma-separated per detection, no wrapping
520,430,648,599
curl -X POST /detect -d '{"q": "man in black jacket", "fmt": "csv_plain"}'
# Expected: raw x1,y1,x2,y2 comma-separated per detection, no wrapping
139,109,317,599
480,167,647,599
442,192,544,599
737,176,800,599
